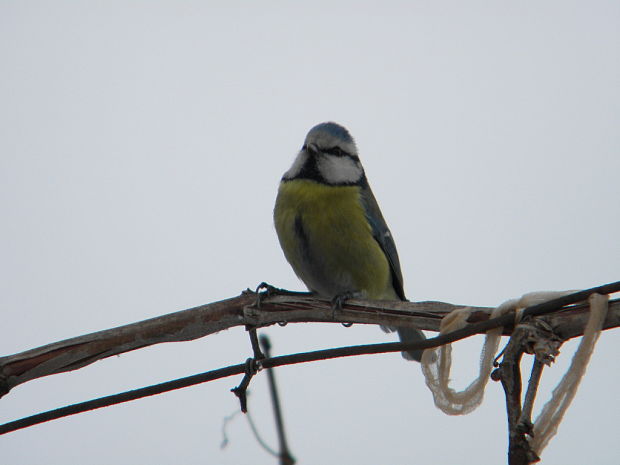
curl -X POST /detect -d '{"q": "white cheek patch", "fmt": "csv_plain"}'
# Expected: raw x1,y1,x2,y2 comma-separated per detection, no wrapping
283,152,308,179
317,154,364,184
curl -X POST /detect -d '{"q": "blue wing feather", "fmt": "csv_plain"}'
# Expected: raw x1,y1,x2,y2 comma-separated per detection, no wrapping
359,179,407,301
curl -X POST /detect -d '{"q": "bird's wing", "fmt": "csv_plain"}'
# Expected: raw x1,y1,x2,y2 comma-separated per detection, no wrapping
359,180,407,301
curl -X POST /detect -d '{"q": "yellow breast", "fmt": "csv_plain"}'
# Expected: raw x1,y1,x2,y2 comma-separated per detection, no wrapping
273,179,396,299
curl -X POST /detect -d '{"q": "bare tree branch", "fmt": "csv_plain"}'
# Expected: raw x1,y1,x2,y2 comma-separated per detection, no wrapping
1,283,619,398
0,285,618,437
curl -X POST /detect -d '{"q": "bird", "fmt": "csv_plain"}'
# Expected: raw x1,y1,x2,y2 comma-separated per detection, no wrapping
273,121,425,361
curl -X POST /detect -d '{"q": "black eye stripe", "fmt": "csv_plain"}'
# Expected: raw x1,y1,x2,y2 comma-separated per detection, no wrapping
303,144,359,161
323,146,348,157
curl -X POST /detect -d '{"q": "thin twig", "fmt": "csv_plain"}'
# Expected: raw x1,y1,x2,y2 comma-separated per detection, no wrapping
518,360,544,436
231,358,258,413
245,410,280,457
220,409,241,449
231,326,266,412
260,335,295,465
497,326,539,465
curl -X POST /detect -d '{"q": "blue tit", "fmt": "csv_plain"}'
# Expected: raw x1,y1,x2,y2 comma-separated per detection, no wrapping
273,122,425,361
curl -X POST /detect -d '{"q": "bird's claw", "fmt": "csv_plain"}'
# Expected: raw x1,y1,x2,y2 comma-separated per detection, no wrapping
330,291,360,310
254,282,283,308
254,282,313,309
330,291,361,321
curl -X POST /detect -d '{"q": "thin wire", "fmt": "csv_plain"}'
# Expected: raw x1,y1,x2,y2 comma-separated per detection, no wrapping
0,364,245,435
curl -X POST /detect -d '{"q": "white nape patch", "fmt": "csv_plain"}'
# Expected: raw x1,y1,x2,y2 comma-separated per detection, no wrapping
317,154,364,184
283,151,308,179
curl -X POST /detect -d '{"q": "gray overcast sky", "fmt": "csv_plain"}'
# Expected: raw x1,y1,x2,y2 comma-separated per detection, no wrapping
1,1,618,464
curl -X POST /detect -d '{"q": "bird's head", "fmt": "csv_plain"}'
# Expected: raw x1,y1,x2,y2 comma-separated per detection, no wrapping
284,122,364,185
303,122,358,158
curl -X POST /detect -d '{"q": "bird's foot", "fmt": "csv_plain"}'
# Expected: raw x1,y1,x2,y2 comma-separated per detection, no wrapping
330,291,362,322
253,282,311,309
330,290,361,310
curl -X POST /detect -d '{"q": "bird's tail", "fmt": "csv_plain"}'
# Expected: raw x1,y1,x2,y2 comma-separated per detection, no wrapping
396,327,426,362
381,325,427,362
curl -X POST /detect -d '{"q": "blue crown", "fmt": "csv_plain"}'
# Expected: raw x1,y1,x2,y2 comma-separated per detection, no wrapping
308,122,353,143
